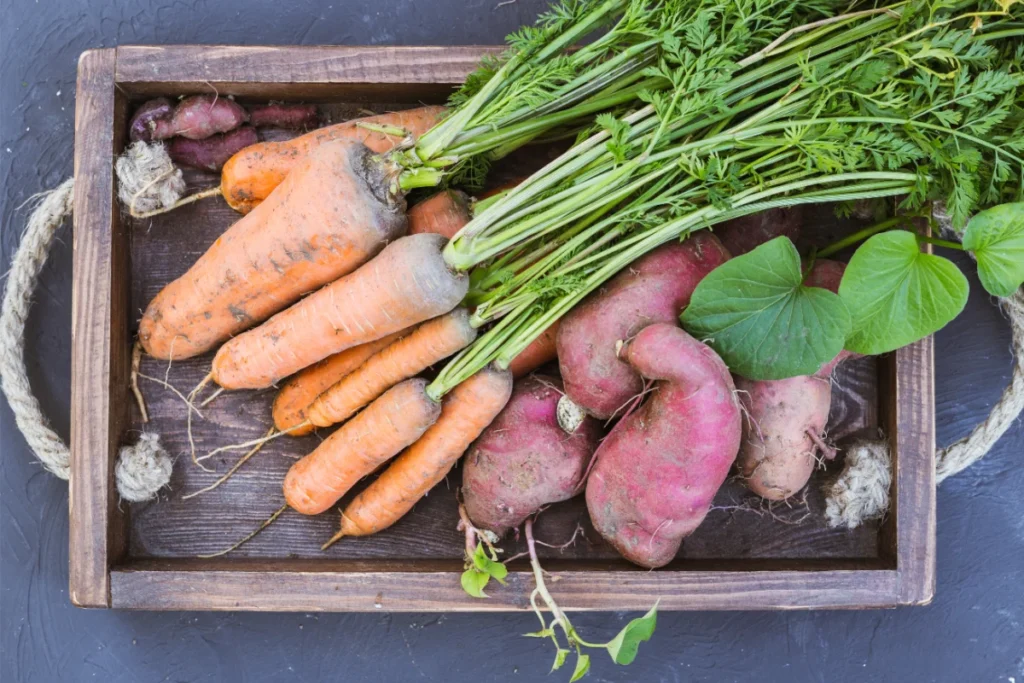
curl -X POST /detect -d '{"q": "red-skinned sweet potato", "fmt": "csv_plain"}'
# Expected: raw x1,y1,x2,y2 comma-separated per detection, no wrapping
556,232,730,419
735,259,853,500
248,103,321,129
462,375,602,536
586,323,742,568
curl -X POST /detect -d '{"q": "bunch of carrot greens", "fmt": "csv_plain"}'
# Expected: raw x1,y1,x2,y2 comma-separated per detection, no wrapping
432,0,1024,400
379,0,827,194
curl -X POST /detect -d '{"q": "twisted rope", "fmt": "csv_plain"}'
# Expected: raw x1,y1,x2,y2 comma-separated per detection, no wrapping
0,178,170,499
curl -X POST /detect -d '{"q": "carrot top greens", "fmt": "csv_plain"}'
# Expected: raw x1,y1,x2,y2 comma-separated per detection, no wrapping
429,0,1024,395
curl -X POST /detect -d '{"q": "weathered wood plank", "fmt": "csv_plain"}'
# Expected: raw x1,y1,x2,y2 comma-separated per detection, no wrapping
70,48,129,608
111,562,900,611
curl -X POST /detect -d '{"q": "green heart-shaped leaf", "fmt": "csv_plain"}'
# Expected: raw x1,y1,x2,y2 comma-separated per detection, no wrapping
569,653,591,682
552,648,570,672
460,568,490,598
840,230,968,354
962,202,1024,297
606,602,659,665
472,544,508,585
681,237,851,379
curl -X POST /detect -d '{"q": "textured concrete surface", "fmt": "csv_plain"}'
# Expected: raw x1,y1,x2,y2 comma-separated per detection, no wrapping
1,1,1022,681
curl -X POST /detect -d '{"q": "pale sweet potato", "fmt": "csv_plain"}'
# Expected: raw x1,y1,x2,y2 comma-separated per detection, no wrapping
736,259,852,500
556,232,730,419
462,375,602,535
586,323,742,568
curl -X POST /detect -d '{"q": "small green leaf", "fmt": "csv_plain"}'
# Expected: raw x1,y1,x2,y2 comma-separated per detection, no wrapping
460,568,490,599
962,202,1024,297
523,628,555,638
606,602,659,665
840,231,969,355
680,237,852,379
472,544,508,585
552,648,569,672
569,653,591,682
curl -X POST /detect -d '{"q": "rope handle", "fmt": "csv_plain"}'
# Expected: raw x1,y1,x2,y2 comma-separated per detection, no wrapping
1,180,1021,508
0,179,170,500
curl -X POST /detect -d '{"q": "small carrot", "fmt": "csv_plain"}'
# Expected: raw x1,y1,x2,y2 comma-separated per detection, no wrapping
407,190,472,239
283,378,441,515
324,366,513,545
271,331,404,436
306,308,477,429
139,138,408,360
209,233,468,390
506,320,560,378
222,106,446,213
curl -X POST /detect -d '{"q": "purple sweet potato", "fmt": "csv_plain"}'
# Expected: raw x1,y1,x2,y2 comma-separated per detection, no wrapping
167,126,259,172
248,103,320,129
257,127,304,143
714,207,802,256
129,98,174,142
171,95,249,140
735,259,852,501
586,323,742,568
556,232,730,420
462,375,602,536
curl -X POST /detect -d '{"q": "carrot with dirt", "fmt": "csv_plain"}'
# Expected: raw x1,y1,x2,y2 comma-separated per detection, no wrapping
304,308,477,429
221,106,446,213
207,233,468,390
283,378,442,515
138,137,408,360
271,331,404,436
323,366,513,545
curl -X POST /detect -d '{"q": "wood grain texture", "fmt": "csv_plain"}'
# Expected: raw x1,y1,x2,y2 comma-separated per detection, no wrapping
115,45,501,98
70,48,129,608
110,561,899,611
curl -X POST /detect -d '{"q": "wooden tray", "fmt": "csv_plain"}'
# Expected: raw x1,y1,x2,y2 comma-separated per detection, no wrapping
70,46,936,611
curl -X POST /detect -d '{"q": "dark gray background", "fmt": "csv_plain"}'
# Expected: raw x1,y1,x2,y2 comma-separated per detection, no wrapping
1,1,1021,681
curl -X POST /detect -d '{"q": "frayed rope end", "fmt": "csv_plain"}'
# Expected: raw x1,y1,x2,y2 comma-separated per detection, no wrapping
115,433,173,503
824,439,892,529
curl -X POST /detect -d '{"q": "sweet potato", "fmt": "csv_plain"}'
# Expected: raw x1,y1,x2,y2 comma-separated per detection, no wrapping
714,207,802,256
129,95,249,142
462,375,601,536
128,98,174,142
556,232,730,419
167,126,259,172
248,103,320,129
735,259,851,500
586,323,742,568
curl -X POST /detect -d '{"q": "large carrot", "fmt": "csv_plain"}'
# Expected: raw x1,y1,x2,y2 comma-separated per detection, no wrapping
210,233,468,390
407,190,472,239
506,320,560,378
306,308,477,429
283,378,440,515
325,366,512,544
222,106,446,213
272,331,404,436
139,138,407,360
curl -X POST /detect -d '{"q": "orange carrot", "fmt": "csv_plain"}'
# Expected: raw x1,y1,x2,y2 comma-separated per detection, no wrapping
210,233,468,390
272,331,404,436
139,138,407,360
327,366,513,542
222,106,445,213
306,308,477,429
283,378,441,515
506,320,560,378
407,190,472,239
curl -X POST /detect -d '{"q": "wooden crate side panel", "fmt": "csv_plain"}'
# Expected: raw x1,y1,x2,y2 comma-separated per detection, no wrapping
111,567,901,612
114,45,502,98
894,336,936,604
71,48,129,608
